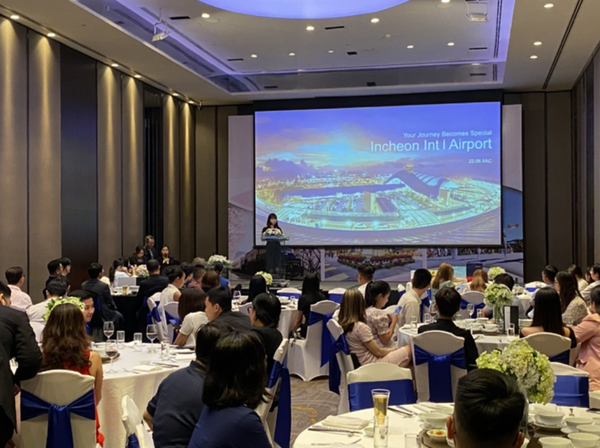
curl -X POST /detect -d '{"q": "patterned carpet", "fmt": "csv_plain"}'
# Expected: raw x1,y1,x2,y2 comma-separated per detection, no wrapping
290,377,339,444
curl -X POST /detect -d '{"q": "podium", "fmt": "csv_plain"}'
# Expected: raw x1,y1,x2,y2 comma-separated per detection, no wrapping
261,235,289,277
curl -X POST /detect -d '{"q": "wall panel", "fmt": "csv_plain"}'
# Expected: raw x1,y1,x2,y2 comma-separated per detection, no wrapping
179,104,195,261
216,107,236,255
196,108,217,257
0,20,28,291
163,96,180,257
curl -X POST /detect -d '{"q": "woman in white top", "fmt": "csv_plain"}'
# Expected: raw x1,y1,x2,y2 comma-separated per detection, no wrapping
109,258,131,285
364,281,398,348
555,271,589,326
159,267,184,307
582,265,600,305
173,289,208,348
568,264,589,293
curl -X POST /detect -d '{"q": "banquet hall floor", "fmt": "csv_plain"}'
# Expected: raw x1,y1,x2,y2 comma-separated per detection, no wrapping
291,377,339,443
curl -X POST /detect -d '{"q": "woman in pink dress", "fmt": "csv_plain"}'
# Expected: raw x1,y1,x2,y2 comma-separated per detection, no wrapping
573,286,600,391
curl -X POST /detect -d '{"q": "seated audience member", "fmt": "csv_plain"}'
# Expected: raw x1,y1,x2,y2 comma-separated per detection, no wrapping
466,269,488,293
418,287,479,370
159,245,180,273
431,263,455,298
59,257,72,288
145,321,232,448
0,280,41,447
130,245,146,266
201,271,221,293
398,268,432,327
447,369,526,448
530,265,558,309
582,264,600,305
555,271,588,325
204,287,252,331
249,292,283,372
585,266,594,285
356,264,374,298
213,262,230,289
520,288,577,348
28,278,68,324
364,281,398,348
173,289,208,348
135,259,169,333
180,262,194,288
243,274,267,305
41,302,104,445
109,258,131,284
294,273,326,338
5,266,32,311
42,258,63,301
82,263,124,330
187,263,206,291
573,286,600,391
340,289,411,367
568,264,589,293
187,331,272,448
159,267,185,307
68,290,98,337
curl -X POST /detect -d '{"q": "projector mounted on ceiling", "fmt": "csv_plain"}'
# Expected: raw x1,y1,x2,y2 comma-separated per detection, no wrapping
152,20,169,42
465,0,488,22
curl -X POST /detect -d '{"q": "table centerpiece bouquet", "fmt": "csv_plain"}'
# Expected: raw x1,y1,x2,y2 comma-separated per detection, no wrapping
484,282,514,324
135,264,149,279
255,271,273,286
487,266,506,281
476,339,555,403
207,255,232,271
44,296,85,321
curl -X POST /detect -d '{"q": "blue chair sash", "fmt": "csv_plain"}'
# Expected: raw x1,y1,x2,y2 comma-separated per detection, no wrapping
126,434,141,448
146,302,161,325
549,350,570,365
552,375,590,408
165,311,180,327
328,334,351,395
414,345,465,403
348,379,416,411
307,311,334,367
460,300,486,318
420,290,431,321
279,292,300,299
329,293,343,304
21,389,95,448
268,359,291,448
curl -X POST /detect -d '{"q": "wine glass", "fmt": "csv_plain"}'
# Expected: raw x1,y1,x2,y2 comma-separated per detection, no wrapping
147,324,158,353
103,321,114,341
232,290,241,304
105,340,119,373
467,303,475,319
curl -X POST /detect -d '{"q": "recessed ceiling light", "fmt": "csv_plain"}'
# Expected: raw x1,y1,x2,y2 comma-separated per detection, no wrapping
328,50,334,54
306,25,315,31
289,52,296,56
447,42,455,46
441,0,451,3
47,32,56,38
173,93,180,97
251,54,258,58
472,63,481,66
134,74,141,78
10,14,19,19
544,3,554,8
530,55,538,59
189,101,195,105
371,18,380,23
201,12,210,18
111,63,119,68
534,41,542,46
407,45,414,49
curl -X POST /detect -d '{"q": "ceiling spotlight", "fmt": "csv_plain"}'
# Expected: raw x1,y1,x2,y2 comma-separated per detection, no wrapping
289,52,296,56
10,14,19,19
534,41,542,46
544,3,554,8
371,17,380,23
530,55,538,59
447,42,455,46
134,74,141,78
201,12,210,18
111,63,119,68
328,50,334,53
441,0,451,3
251,54,258,58
173,93,180,97
47,32,56,38
152,20,169,42
407,45,414,49
306,25,315,31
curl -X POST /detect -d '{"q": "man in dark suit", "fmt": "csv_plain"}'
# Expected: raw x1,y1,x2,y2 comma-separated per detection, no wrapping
205,286,252,331
0,281,42,445
418,286,479,371
82,262,124,332
143,235,159,262
135,259,168,335
42,258,63,301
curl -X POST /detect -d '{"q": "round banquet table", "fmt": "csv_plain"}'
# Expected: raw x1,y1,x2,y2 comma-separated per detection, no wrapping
97,342,190,448
233,296,298,337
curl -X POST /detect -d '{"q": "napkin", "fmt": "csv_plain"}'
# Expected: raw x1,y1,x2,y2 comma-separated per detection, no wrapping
131,365,162,373
175,353,195,361
321,415,369,430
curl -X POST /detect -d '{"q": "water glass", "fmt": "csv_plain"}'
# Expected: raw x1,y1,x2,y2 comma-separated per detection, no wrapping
147,324,158,353
467,303,475,318
372,389,390,426
232,290,241,303
133,332,142,352
405,434,421,448
410,316,418,330
103,321,114,340
373,415,389,448
564,316,573,327
424,313,432,324
506,324,516,341
477,309,484,319
160,340,171,360
116,330,125,349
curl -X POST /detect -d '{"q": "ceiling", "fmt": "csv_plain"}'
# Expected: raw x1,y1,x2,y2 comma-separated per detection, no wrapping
0,0,599,105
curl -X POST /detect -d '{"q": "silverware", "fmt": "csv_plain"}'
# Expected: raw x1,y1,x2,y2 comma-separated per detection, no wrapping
311,439,361,446
387,406,412,417
308,427,362,435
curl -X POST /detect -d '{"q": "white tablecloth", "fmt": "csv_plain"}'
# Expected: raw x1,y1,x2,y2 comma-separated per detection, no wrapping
398,325,512,354
97,343,189,448
233,298,298,337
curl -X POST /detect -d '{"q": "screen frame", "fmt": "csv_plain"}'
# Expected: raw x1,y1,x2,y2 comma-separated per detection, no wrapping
253,100,504,249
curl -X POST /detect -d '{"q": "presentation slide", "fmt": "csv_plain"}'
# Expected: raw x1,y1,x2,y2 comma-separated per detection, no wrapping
255,102,502,246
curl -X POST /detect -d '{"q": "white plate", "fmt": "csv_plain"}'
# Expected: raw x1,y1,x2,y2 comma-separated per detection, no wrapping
561,427,578,435
535,421,566,430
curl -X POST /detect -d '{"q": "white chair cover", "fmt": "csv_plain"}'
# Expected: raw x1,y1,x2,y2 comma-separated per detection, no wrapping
327,319,354,415
163,302,179,320
147,293,168,342
524,333,571,363
29,321,45,343
238,302,252,316
412,331,467,403
277,288,301,299
397,284,406,292
115,276,137,287
549,362,590,408
20,370,96,448
121,395,154,448
328,288,346,304
288,300,339,381
347,364,415,410
458,291,485,319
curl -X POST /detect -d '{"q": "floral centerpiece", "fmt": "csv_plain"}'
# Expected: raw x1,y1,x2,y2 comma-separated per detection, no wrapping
207,255,232,271
487,266,506,281
44,296,85,321
477,340,555,403
255,271,273,286
135,264,149,278
484,282,514,323
263,228,283,236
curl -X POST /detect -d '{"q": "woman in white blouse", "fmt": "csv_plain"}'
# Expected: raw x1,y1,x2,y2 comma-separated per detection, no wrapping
555,271,588,325
364,281,398,348
173,289,208,348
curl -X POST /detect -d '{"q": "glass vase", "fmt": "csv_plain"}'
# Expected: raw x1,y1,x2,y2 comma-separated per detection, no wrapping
493,304,504,325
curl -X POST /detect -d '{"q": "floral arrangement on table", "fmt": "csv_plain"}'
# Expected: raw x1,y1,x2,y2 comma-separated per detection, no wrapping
43,296,85,322
477,340,556,403
207,255,232,270
487,266,506,281
484,282,514,322
135,264,149,278
255,271,273,286
263,228,283,236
